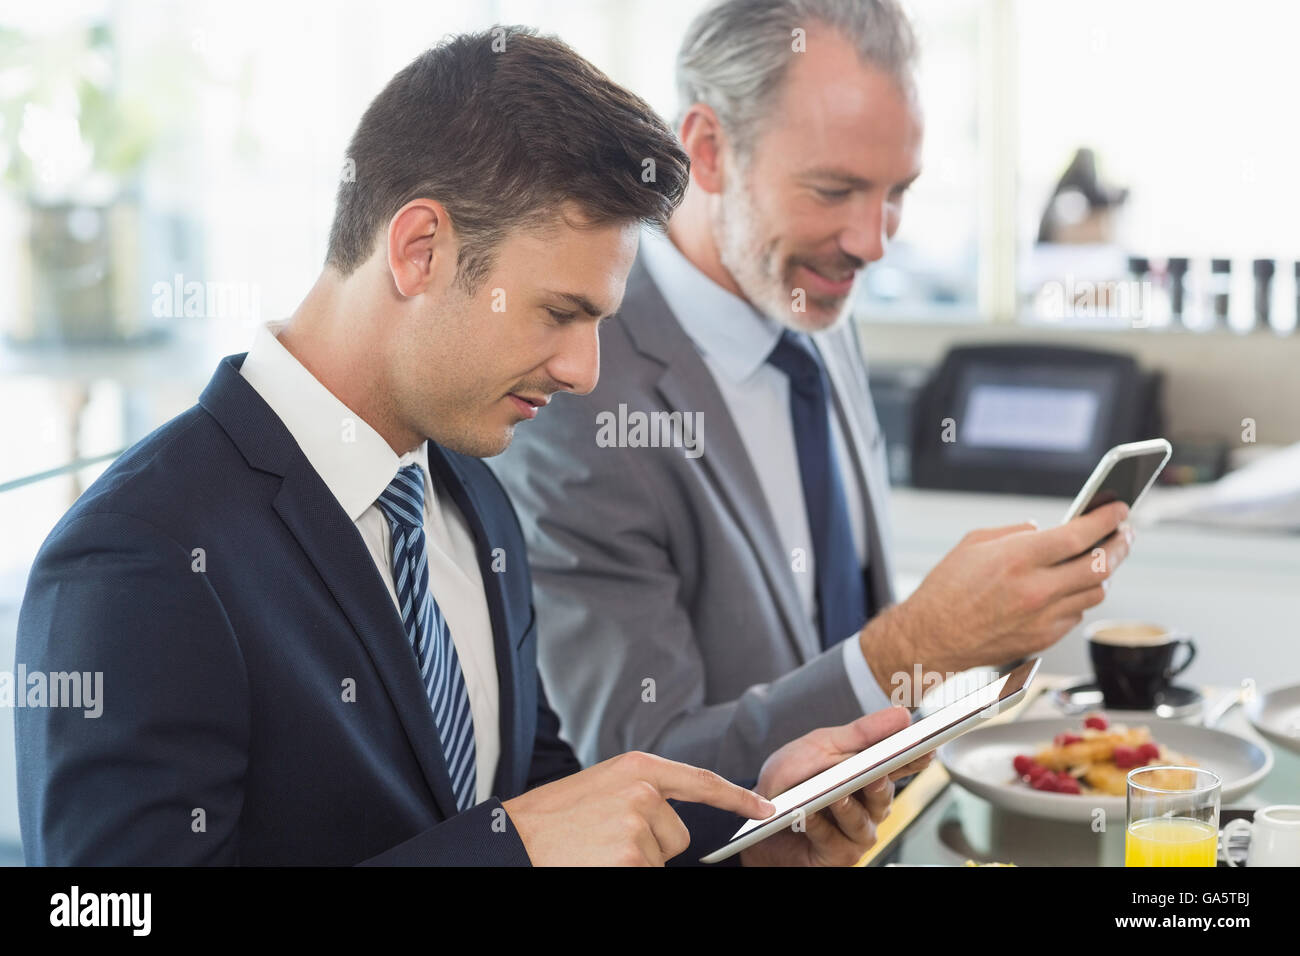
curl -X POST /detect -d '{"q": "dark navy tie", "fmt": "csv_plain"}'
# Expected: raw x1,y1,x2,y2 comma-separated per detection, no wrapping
376,464,477,811
766,330,869,650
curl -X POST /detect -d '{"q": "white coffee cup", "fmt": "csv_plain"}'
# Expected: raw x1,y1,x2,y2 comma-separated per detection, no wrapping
1222,805,1300,866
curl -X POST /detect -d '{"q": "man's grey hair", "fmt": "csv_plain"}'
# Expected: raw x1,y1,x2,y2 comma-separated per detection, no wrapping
676,0,918,155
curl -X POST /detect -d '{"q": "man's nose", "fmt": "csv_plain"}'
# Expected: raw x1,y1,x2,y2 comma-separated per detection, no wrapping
548,322,601,397
838,197,890,265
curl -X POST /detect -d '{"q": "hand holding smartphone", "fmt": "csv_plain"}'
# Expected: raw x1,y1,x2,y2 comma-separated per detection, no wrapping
1058,439,1170,559
716,442,1170,864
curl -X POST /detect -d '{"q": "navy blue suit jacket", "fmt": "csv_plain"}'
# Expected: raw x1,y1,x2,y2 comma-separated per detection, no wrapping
15,353,737,865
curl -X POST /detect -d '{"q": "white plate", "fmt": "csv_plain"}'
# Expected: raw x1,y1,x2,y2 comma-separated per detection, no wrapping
1246,684,1300,756
939,716,1274,823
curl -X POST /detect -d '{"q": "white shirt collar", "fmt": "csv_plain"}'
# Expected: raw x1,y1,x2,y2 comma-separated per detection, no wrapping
239,322,429,522
639,226,783,383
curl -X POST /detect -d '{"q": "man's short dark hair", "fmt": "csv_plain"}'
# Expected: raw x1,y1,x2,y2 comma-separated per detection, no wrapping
326,26,690,292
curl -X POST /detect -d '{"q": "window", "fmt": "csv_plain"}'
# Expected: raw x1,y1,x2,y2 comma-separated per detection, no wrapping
1016,0,1300,333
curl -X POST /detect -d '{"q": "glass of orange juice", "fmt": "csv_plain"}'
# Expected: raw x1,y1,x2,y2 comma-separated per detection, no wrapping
1126,766,1221,867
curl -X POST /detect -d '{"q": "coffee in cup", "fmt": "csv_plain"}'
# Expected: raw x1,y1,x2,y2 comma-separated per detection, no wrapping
1086,620,1197,710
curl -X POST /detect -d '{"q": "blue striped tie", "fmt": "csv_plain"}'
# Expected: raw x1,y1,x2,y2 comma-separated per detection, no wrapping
376,463,477,812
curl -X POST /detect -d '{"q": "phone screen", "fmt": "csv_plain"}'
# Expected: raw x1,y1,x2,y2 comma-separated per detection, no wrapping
1078,450,1167,516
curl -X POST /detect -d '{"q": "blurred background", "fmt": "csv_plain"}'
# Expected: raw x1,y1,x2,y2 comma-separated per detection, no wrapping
1,0,1298,863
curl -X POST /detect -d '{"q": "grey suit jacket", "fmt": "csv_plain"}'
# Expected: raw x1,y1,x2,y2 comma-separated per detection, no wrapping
490,256,898,781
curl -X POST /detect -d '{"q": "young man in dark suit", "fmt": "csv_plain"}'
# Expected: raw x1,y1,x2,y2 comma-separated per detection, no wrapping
15,27,926,867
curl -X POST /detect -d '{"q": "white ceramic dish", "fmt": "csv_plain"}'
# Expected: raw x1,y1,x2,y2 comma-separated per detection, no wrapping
1245,684,1300,757
939,716,1273,823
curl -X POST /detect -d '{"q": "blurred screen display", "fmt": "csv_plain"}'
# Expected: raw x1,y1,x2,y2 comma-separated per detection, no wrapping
963,384,1099,452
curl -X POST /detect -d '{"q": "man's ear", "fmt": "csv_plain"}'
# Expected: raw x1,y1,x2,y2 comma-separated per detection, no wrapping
678,104,729,196
387,199,455,297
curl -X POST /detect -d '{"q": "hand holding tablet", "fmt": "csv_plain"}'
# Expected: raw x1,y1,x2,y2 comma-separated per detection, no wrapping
702,659,1041,863
734,706,934,867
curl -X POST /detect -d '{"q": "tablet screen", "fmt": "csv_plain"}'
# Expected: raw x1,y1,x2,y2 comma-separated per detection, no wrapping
729,659,1039,840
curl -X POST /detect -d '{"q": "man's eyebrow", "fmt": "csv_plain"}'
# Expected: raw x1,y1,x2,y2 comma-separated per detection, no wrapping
801,167,923,190
545,291,607,318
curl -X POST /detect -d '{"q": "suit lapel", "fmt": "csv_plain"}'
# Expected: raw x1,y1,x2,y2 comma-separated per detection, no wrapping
620,260,817,662
272,455,465,820
199,352,464,820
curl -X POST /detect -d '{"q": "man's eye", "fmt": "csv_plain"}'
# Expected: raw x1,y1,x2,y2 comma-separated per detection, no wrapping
546,308,578,322
816,187,851,202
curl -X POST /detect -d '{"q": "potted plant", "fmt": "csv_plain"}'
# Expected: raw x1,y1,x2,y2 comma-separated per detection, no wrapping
0,21,159,345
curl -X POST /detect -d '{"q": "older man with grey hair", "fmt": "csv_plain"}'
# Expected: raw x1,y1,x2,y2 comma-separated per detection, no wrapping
491,0,1133,782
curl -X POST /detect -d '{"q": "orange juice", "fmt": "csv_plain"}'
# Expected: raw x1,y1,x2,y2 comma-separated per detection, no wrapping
1125,817,1218,866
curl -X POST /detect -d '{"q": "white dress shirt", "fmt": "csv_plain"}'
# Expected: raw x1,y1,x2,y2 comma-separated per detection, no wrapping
240,322,499,803
640,228,891,715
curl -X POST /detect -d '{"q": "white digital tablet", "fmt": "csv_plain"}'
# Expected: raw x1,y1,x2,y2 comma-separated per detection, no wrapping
700,658,1041,864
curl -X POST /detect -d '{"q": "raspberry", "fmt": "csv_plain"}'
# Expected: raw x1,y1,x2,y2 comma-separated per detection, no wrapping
1054,732,1084,747
1137,742,1160,762
1057,777,1082,794
1013,755,1036,776
1113,745,1140,769
1032,773,1058,792
1084,715,1108,731
1028,764,1050,780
